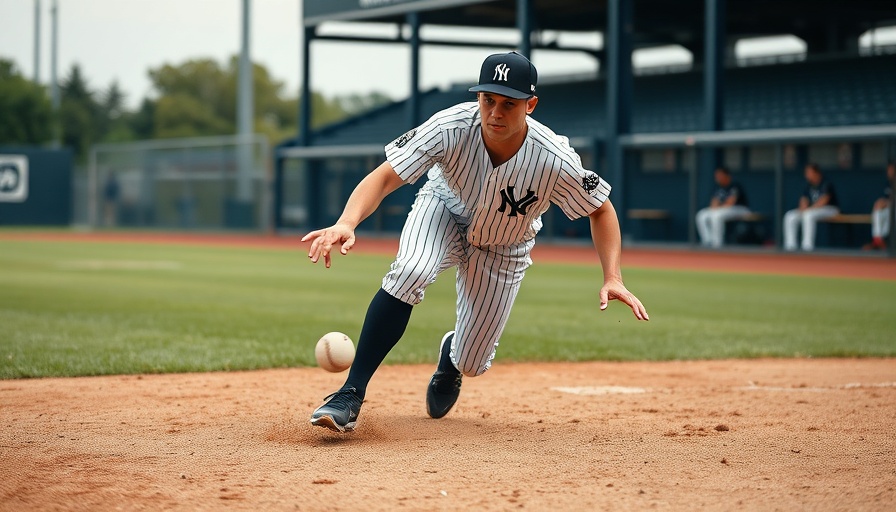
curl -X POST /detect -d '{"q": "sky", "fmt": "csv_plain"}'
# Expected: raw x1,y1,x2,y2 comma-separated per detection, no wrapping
1,0,894,110
0,0,596,107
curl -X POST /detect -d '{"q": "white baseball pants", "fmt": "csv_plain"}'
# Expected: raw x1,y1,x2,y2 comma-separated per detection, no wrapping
695,205,752,248
783,206,839,251
872,207,891,238
381,193,533,377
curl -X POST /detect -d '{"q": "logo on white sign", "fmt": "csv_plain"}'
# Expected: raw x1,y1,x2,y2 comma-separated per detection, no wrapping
0,155,28,202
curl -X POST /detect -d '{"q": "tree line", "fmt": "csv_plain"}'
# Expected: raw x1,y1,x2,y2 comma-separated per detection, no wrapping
0,56,390,161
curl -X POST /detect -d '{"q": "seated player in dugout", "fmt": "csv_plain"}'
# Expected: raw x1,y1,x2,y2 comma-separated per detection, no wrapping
783,163,839,252
302,51,649,433
695,166,752,248
863,161,894,251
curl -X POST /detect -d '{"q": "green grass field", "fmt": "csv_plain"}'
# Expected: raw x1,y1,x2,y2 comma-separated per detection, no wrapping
1,238,894,379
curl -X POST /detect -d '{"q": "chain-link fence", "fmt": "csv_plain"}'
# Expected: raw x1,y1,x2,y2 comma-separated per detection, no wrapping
88,135,271,231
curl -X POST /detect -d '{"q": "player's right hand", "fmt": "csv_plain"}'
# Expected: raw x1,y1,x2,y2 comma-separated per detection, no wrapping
301,223,356,268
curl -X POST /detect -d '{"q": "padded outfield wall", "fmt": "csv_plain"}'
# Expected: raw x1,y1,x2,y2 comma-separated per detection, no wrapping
0,147,72,226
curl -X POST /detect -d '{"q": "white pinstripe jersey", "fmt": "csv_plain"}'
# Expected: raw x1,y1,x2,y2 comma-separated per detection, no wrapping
384,102,612,247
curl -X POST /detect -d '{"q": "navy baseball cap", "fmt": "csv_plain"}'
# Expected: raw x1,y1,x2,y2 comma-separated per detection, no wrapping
469,51,538,99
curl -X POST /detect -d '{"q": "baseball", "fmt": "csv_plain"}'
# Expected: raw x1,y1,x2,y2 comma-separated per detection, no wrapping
315,332,355,372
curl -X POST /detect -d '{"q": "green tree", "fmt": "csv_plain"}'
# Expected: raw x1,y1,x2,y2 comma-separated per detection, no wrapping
145,56,388,144
0,59,52,145
59,64,103,159
148,58,232,138
98,81,135,143
128,98,156,140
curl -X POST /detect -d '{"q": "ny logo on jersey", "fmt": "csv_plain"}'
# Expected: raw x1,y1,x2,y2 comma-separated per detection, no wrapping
497,186,538,217
493,63,510,82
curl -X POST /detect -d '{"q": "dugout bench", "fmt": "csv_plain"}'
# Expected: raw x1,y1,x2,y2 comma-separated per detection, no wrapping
724,212,771,246
820,214,873,247
627,209,671,241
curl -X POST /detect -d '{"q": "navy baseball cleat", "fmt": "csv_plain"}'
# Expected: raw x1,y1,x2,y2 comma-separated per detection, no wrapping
426,331,463,419
310,387,363,433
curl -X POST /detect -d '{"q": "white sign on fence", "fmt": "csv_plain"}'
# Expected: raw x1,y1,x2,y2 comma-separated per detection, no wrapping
0,155,29,203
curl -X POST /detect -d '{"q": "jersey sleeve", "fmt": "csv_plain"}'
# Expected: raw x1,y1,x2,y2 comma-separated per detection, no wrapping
384,114,445,185
551,160,612,220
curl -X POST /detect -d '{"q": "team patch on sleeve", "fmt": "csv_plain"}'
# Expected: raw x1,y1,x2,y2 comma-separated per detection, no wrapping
581,172,601,192
393,129,417,148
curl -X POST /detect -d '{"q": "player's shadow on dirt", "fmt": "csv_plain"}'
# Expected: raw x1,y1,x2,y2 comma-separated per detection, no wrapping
264,413,503,446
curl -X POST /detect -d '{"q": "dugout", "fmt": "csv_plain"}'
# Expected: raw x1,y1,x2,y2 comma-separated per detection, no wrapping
277,0,896,254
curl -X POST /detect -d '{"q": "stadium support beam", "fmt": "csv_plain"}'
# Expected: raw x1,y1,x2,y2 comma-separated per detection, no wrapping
407,12,421,128
605,0,633,224
299,26,314,146
890,138,896,257
774,145,784,248
703,0,725,132
694,0,726,244
310,33,600,57
517,0,532,58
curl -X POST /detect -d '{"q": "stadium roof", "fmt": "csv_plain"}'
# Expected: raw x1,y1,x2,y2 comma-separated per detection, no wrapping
304,0,896,53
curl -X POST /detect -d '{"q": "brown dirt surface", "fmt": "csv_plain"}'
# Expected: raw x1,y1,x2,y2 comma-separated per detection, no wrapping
2,232,895,510
2,360,895,511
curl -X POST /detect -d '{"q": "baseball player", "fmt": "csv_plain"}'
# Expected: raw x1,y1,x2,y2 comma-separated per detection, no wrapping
302,51,649,433
864,161,894,250
695,166,751,248
783,163,839,251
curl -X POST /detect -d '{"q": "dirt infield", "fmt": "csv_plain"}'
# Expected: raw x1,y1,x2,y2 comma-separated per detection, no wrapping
2,360,895,511
1,232,895,510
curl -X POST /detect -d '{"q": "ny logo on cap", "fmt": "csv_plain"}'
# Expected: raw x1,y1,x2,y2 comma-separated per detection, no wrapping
493,63,510,82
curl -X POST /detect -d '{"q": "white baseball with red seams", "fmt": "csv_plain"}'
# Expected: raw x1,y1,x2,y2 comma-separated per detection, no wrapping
315,332,355,372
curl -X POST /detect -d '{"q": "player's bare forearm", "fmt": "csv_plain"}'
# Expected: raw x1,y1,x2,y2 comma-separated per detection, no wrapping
302,161,404,267
589,200,623,282
589,200,649,321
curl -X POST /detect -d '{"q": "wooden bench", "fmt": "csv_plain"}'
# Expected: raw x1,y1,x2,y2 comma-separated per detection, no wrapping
820,214,872,224
820,214,872,246
725,212,769,245
737,212,766,222
627,209,670,220
627,209,671,240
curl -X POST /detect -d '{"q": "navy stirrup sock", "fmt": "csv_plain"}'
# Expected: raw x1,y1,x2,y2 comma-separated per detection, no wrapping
342,289,412,400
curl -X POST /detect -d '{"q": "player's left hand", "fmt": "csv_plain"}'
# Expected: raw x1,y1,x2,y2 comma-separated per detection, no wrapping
600,278,649,321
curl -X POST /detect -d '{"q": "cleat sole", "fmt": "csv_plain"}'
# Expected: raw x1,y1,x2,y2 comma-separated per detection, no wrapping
310,414,356,433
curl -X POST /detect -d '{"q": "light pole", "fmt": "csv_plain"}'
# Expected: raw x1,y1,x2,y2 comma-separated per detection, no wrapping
231,0,255,227
33,0,41,83
50,0,60,147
